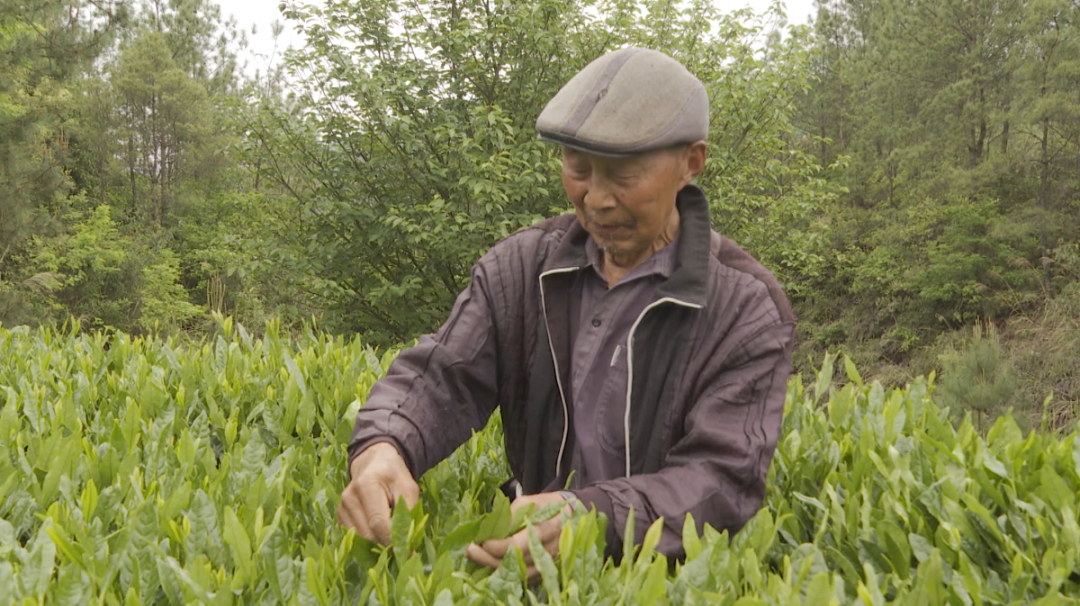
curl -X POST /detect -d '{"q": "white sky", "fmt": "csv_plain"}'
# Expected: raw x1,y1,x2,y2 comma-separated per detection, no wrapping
219,0,818,79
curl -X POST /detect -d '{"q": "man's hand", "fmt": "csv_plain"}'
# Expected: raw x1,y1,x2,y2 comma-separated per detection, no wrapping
337,442,420,544
466,492,573,582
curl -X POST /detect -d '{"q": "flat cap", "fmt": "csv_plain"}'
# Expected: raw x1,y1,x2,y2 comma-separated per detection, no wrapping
536,48,709,157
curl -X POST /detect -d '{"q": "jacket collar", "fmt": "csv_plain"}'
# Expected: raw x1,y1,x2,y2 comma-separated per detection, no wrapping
542,184,711,307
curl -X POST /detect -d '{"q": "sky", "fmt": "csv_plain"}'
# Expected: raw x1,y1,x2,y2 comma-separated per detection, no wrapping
217,0,819,79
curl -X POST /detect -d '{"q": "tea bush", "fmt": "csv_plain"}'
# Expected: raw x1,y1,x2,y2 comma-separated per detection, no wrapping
0,322,1078,604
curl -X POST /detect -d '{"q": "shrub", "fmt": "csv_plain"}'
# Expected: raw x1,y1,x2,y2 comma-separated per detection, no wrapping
936,321,1019,428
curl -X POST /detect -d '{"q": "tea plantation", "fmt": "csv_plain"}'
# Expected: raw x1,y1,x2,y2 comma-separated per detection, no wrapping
1,321,1078,604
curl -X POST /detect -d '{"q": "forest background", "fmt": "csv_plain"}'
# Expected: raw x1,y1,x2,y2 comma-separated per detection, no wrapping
1,0,1078,429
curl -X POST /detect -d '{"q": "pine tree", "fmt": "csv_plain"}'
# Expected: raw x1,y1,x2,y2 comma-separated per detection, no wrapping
111,31,214,229
0,0,118,324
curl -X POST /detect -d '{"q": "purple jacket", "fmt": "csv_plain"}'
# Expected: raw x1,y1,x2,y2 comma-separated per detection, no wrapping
349,184,795,558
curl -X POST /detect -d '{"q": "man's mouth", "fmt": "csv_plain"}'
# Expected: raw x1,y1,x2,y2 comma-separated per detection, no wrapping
592,223,628,236
590,218,631,233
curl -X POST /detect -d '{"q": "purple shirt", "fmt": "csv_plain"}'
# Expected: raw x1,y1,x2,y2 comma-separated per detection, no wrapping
567,234,680,487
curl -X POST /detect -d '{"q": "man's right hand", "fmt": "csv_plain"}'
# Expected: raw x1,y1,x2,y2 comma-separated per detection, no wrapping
337,442,420,544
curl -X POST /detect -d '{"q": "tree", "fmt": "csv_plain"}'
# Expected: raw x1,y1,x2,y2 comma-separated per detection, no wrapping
1009,0,1080,297
247,0,834,345
937,321,1019,429
109,32,214,229
63,0,249,332
793,0,1078,359
131,0,246,93
0,0,120,325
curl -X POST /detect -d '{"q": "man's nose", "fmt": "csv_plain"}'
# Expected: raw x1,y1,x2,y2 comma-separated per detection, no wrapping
582,178,616,210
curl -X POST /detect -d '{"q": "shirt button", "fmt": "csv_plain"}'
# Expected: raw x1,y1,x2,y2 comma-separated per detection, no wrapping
591,318,602,327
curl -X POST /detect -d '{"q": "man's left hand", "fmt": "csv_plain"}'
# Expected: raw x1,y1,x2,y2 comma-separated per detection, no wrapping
465,491,572,582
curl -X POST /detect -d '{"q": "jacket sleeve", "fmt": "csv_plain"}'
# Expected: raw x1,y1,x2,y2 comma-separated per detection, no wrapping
571,291,794,559
347,260,502,478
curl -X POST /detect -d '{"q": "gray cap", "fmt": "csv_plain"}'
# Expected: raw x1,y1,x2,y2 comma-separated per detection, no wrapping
536,48,709,157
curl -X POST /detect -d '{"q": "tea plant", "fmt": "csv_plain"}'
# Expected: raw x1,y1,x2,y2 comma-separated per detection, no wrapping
0,322,1078,604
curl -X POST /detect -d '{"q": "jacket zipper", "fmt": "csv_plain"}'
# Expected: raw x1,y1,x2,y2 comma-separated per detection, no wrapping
538,267,579,479
623,297,703,477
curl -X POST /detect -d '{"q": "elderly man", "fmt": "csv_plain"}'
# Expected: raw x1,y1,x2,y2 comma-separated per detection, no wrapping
338,48,795,576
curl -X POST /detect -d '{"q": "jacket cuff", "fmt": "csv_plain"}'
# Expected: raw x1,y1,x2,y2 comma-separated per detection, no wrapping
568,485,613,518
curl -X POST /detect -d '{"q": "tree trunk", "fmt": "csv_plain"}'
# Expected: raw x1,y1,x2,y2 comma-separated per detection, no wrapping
820,122,827,164
1039,117,1052,299
834,28,847,153
128,135,138,220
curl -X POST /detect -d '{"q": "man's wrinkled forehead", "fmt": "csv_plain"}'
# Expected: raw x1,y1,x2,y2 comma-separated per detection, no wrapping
536,48,709,158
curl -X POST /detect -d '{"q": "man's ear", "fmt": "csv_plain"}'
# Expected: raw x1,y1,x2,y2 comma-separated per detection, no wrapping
680,141,708,186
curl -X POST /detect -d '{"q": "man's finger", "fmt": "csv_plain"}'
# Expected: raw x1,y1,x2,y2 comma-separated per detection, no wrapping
356,483,393,544
509,519,561,564
336,488,358,529
466,543,503,569
338,486,374,540
470,533,535,567
476,530,536,566
533,518,562,544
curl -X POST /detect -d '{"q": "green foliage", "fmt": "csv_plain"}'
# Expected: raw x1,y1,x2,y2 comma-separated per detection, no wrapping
136,0,245,95
3,328,1080,603
1,0,835,348
0,0,118,326
172,189,320,330
850,197,1034,330
796,0,1080,366
2,0,243,331
936,322,1020,427
252,0,583,344
245,0,834,345
110,31,218,228
31,205,127,285
26,204,135,326
770,354,1080,604
22,205,203,333
139,250,204,331
799,195,1039,366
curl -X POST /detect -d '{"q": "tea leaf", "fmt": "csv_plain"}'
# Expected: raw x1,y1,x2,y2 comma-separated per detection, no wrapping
843,355,863,387
52,563,89,606
526,526,560,606
223,506,253,581
440,518,482,557
391,496,412,569
475,493,513,543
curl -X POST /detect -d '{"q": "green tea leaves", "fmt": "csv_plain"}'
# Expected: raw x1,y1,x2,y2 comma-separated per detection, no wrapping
3,325,1080,603
474,493,513,544
439,518,481,557
682,513,702,561
223,506,254,583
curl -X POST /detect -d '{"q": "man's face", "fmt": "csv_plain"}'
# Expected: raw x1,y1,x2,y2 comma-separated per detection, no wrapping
560,145,698,265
